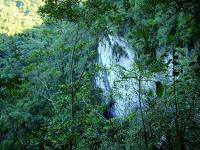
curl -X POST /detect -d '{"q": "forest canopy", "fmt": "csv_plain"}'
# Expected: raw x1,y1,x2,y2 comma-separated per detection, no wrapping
0,0,200,149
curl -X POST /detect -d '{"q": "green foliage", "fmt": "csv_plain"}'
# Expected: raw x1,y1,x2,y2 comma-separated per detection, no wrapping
0,0,43,35
0,0,200,149
154,81,164,97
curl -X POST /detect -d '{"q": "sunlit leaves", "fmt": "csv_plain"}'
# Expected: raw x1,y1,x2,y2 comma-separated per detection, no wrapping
0,0,43,35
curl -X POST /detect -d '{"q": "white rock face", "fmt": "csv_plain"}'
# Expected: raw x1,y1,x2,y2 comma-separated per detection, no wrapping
96,36,175,117
96,35,140,116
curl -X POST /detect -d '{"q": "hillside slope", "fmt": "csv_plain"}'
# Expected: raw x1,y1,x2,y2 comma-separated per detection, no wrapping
0,0,43,35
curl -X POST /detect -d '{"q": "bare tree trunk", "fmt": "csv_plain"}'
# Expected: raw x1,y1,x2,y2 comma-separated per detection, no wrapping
69,26,80,150
172,49,184,150
138,75,148,150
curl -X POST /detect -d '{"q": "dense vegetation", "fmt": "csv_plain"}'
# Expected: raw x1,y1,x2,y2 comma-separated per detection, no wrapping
0,0,200,149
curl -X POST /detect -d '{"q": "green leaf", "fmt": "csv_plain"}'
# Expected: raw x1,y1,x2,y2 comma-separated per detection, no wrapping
189,62,197,66
154,81,164,97
167,35,176,42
